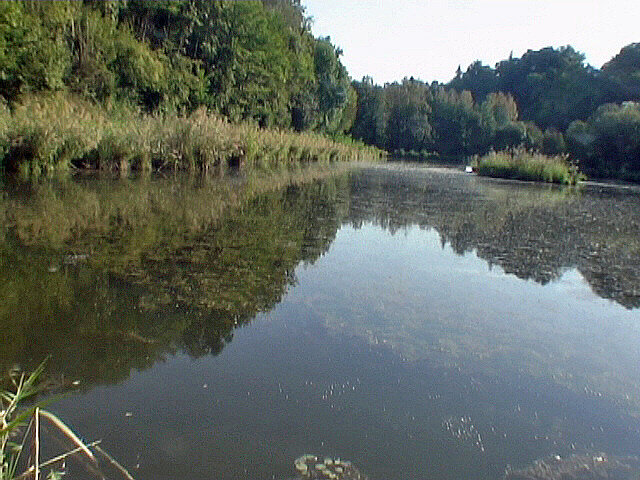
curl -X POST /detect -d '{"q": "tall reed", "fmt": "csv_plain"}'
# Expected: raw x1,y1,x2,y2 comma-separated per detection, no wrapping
2,94,384,177
472,147,584,185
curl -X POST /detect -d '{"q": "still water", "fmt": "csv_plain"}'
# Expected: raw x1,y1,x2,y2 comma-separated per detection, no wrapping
2,164,640,479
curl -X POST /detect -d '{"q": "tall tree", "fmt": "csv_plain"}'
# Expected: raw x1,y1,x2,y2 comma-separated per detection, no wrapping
448,60,498,103
602,43,640,102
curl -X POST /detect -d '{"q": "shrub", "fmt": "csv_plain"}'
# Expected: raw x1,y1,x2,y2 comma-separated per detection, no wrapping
473,147,584,185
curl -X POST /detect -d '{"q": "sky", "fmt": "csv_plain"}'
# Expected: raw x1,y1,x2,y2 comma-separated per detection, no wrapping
303,0,640,85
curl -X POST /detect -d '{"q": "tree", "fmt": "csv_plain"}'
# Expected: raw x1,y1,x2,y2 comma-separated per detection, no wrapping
382,78,432,152
495,46,603,130
541,128,566,155
0,1,75,99
567,102,640,178
351,77,386,146
429,87,485,155
313,37,352,134
448,60,498,103
602,43,640,102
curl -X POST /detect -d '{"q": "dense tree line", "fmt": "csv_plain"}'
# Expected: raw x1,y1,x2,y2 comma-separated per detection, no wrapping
352,76,548,159
351,44,640,180
1,1,639,179
0,0,355,135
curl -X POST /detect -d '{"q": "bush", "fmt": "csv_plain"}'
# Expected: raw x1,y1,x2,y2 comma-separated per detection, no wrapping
473,147,584,185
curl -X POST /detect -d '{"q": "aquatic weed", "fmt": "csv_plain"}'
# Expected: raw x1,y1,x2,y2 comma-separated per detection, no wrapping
473,147,585,185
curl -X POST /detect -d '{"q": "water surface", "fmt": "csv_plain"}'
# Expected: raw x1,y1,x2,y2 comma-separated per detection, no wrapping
2,165,640,479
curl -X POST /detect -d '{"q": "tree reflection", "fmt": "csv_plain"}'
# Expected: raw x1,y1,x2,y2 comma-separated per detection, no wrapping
0,168,348,385
347,167,640,309
2,165,640,390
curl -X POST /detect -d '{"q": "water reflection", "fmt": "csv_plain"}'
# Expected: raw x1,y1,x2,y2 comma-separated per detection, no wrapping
330,165,640,414
2,164,640,479
2,165,640,385
347,166,640,308
0,167,349,383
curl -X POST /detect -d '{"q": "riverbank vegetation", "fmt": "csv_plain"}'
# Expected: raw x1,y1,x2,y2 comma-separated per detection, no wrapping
472,148,583,185
350,45,640,182
1,1,640,181
0,1,381,177
0,93,381,177
1,362,135,480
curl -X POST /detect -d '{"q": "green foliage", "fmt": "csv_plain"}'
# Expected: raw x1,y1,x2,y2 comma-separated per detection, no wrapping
382,79,432,152
4,1,640,180
1,94,383,176
473,147,583,185
449,46,606,131
566,102,640,180
351,78,529,159
313,37,352,134
1,361,46,480
0,0,355,134
350,43,640,180
481,92,519,128
492,121,528,151
496,47,603,130
184,2,291,125
541,128,566,155
449,60,498,103
601,43,640,102
0,0,379,175
0,2,72,99
441,44,640,180
1,360,134,480
350,76,386,146
429,87,485,155
3,93,105,176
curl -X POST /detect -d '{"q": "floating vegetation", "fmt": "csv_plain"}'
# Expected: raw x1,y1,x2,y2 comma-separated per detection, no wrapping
442,416,485,452
293,455,367,480
504,453,640,480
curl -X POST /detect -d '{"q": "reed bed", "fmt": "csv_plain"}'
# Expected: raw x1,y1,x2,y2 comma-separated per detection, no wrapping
472,147,584,185
0,94,384,177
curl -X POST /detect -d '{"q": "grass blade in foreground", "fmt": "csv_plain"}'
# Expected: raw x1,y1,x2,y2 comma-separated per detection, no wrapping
1,363,135,480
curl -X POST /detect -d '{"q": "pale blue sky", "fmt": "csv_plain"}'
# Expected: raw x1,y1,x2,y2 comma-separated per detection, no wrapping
303,0,640,84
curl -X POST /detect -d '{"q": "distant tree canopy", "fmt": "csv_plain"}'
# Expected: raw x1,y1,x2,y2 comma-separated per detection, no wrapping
351,77,535,158
447,46,608,131
0,0,354,135
351,43,640,180
566,102,640,179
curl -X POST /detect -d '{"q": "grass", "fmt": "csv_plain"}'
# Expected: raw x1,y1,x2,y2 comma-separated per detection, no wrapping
472,147,585,185
0,93,384,178
1,362,135,480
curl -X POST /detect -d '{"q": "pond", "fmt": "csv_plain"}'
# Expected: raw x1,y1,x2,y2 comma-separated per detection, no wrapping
2,164,640,480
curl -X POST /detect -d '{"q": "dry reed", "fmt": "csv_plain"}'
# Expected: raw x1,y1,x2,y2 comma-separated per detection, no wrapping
1,94,384,177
